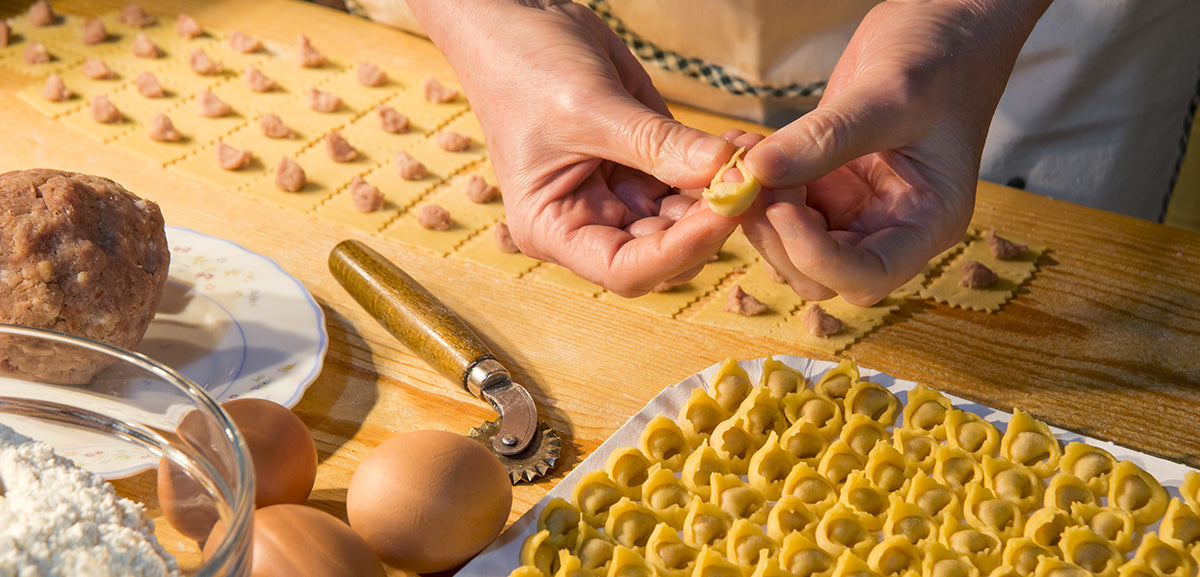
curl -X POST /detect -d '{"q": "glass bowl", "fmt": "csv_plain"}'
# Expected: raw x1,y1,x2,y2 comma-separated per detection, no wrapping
0,324,255,576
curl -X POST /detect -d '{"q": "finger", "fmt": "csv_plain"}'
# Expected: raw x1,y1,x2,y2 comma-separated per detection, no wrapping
561,210,739,297
728,131,767,149
608,164,671,219
625,215,673,237
652,261,707,293
577,98,736,190
740,203,836,301
743,82,917,190
657,193,697,221
764,201,933,305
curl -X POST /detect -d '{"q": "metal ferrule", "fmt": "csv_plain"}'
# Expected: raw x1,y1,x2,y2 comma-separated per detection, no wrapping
464,357,508,398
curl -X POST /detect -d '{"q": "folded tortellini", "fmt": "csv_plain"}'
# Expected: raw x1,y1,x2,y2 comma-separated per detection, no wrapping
782,389,844,442
902,382,953,440
644,522,695,573
1180,470,1200,510
1129,532,1194,577
1108,460,1168,526
814,358,859,405
944,409,1001,459
1059,441,1116,499
1071,501,1136,553
1158,497,1200,553
766,495,819,542
604,497,659,549
638,415,689,471
709,358,754,413
571,470,625,527
759,356,805,400
537,498,582,549
1000,408,1063,478
641,464,690,527
844,378,901,426
747,432,796,501
814,502,877,558
725,518,778,567
1001,536,1054,576
605,447,652,500
777,531,834,576
981,454,1044,514
1059,524,1122,576
679,387,728,447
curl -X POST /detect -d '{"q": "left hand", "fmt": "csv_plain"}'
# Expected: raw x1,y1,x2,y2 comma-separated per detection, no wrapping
406,0,739,297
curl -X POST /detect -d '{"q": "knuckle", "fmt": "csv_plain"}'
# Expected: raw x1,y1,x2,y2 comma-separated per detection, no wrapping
627,114,675,164
605,279,649,298
798,109,852,162
551,86,593,118
507,213,549,262
841,288,889,307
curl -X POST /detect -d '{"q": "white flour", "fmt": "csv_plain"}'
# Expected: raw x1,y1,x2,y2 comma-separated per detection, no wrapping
0,423,180,577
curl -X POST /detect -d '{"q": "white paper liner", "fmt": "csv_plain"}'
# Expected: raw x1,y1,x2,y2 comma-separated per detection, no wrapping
459,355,1197,576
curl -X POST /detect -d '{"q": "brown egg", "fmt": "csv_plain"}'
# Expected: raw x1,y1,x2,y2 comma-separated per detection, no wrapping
346,430,512,573
156,454,222,541
159,398,317,540
222,398,319,508
205,504,386,577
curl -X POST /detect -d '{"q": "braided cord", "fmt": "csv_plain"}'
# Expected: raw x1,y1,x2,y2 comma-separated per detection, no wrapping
582,0,827,99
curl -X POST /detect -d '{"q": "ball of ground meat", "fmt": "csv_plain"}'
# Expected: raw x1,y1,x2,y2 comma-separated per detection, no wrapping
0,169,170,384
417,204,452,231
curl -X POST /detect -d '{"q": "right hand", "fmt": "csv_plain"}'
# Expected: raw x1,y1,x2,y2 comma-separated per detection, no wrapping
408,0,738,297
739,0,1051,305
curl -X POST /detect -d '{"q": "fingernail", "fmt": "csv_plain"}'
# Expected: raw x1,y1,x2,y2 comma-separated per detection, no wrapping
688,137,730,171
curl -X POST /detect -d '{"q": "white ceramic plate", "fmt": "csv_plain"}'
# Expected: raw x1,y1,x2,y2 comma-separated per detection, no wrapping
0,227,327,478
137,227,327,409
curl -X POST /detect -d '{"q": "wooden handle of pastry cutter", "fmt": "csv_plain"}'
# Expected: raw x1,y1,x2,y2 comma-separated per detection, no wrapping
328,239,492,394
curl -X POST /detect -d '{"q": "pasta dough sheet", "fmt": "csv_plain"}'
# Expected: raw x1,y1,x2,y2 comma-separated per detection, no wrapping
599,232,758,317
15,64,127,118
0,14,87,76
920,234,1045,312
379,163,503,255
685,258,902,353
686,263,805,343
529,263,606,299
458,355,1198,577
892,233,972,299
451,222,541,278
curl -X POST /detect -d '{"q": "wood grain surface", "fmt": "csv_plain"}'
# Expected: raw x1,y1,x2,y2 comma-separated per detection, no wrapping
3,0,1200,574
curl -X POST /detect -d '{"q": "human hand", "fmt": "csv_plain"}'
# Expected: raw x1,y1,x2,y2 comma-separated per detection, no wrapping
407,0,737,297
741,0,1052,305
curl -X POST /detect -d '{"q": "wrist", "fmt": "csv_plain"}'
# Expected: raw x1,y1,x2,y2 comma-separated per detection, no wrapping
956,0,1054,54
405,0,523,57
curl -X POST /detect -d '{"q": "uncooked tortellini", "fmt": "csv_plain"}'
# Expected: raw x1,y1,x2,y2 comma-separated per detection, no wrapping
511,357,1181,577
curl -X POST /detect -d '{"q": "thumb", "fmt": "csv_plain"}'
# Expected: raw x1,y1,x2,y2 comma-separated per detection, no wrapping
743,84,914,189
581,99,735,190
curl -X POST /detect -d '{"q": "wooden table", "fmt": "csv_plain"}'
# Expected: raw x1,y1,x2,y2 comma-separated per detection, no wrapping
3,0,1200,574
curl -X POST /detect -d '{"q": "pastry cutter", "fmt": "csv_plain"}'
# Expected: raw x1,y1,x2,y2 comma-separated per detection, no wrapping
328,240,560,483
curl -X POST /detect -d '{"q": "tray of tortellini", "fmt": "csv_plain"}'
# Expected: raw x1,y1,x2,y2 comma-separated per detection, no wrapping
459,356,1200,577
